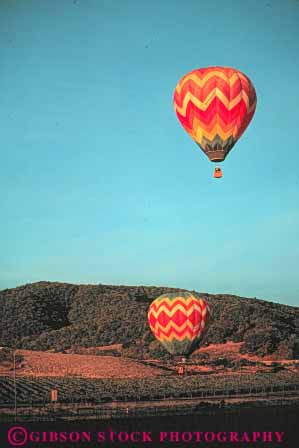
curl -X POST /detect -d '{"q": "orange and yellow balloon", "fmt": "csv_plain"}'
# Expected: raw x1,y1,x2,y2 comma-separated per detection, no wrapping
148,292,212,356
173,66,257,176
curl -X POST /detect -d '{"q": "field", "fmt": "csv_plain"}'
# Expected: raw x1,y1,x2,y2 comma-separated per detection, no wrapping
0,349,166,378
0,370,298,407
1,342,298,378
0,344,298,421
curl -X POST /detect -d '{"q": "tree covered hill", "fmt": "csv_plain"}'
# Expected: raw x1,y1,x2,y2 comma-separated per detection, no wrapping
0,282,298,359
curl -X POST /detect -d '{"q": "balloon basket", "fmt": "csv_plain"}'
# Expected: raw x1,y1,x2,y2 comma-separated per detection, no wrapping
177,366,185,376
214,167,222,179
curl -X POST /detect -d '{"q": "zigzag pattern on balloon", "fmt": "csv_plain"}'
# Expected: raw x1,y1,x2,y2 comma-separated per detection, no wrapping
173,67,257,162
148,299,207,324
149,296,206,316
148,293,212,355
150,320,206,343
148,296,210,343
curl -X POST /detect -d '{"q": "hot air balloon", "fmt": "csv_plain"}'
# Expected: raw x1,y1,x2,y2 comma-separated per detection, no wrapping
148,292,212,357
173,66,257,178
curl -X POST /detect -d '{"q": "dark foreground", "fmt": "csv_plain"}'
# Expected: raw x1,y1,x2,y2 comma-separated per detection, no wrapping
0,405,298,448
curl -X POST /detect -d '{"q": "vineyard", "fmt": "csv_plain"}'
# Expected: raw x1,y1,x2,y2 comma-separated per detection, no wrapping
0,371,298,407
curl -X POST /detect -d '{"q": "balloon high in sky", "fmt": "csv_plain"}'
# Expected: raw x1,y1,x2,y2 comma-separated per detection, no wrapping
174,67,257,178
1,1,299,306
148,292,212,356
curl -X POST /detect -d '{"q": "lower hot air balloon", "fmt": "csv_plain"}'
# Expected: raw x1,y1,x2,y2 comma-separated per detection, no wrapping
173,66,257,178
148,292,212,358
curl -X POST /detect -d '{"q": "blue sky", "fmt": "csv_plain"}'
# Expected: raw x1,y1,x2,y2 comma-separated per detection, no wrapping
1,0,299,306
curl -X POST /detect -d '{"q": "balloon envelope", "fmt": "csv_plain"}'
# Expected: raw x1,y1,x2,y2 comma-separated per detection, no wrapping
173,66,257,162
148,292,212,356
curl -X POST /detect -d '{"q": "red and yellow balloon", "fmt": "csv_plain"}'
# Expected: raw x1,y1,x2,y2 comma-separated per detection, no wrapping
148,292,212,356
173,66,257,177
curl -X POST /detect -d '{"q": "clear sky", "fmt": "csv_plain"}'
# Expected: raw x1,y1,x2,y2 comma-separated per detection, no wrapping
1,0,299,306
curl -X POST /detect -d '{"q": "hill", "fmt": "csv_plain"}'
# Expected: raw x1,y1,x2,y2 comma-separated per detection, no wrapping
0,282,298,359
